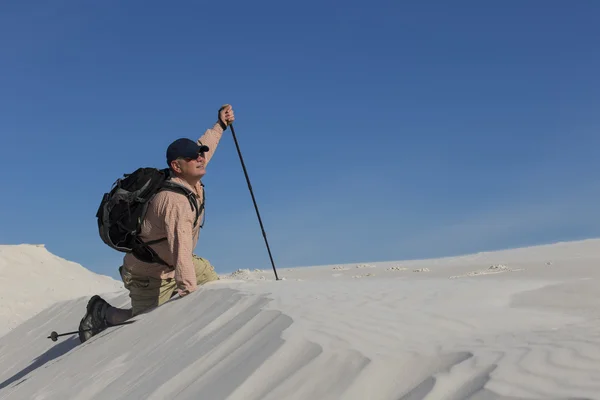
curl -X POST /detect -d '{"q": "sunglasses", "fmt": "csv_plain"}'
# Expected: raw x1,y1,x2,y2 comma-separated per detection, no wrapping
180,152,206,162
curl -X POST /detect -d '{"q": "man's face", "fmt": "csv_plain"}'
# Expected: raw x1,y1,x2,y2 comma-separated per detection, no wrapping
172,152,206,180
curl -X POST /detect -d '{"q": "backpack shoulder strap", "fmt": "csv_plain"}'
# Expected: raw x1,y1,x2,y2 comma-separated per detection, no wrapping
133,178,206,269
158,180,204,227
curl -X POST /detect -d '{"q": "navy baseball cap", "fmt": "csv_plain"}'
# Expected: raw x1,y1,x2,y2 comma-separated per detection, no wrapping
166,138,209,165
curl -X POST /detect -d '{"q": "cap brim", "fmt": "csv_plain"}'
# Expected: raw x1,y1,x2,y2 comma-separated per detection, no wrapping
182,144,209,158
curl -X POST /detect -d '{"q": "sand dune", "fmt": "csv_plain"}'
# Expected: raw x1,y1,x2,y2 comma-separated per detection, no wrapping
0,244,123,338
1,239,600,399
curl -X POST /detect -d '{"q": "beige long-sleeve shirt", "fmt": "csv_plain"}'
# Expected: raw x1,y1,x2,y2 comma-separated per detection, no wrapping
121,122,224,293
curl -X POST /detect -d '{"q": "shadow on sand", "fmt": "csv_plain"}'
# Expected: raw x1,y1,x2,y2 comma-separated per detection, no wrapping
0,336,79,391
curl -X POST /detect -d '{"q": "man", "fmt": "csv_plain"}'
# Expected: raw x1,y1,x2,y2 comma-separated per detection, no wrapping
79,104,235,343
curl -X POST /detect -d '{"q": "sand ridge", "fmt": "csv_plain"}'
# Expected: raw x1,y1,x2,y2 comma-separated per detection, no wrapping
1,238,599,399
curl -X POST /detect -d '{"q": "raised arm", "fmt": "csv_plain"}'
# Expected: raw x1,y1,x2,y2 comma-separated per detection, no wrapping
196,104,235,165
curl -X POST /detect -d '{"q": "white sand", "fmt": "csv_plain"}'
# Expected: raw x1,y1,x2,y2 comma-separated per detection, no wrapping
0,244,123,338
1,239,600,399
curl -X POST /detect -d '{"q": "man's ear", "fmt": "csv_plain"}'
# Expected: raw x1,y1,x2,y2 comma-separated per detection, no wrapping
170,160,182,173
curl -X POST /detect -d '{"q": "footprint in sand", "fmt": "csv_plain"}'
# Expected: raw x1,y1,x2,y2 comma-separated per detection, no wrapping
386,266,408,271
352,273,375,278
449,264,524,279
413,268,430,272
332,266,349,271
356,263,376,269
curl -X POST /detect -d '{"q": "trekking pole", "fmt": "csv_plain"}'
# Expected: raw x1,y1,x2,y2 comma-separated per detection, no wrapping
229,123,280,281
48,329,90,341
48,321,134,341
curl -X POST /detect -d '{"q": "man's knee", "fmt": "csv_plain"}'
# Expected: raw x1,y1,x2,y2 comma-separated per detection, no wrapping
192,255,219,285
120,266,176,316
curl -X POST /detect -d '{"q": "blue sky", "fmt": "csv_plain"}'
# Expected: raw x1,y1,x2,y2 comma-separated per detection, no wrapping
1,1,599,279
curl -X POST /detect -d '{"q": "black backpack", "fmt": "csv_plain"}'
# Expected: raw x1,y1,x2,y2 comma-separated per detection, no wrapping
96,167,204,267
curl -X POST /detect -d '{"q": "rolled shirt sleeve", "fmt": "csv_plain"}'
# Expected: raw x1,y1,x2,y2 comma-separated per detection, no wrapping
197,122,224,166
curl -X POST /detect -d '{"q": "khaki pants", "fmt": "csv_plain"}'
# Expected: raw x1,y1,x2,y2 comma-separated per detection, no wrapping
119,255,219,316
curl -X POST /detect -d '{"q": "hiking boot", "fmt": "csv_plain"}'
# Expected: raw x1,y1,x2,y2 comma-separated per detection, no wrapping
78,295,110,343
